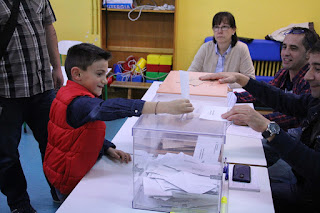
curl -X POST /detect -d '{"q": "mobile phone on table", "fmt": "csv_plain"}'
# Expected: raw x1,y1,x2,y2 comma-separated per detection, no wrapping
232,164,251,183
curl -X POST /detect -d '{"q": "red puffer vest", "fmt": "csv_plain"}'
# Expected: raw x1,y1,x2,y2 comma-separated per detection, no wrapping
43,80,105,195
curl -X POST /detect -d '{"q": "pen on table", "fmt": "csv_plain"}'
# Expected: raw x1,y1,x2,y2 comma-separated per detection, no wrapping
221,160,229,213
225,163,229,181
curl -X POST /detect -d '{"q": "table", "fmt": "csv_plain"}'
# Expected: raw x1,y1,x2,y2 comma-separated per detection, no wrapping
56,158,274,213
57,82,274,213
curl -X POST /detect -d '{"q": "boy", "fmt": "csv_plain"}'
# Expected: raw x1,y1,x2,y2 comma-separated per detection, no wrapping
43,43,194,202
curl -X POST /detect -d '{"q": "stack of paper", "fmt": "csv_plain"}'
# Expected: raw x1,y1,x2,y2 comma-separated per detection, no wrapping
138,153,221,203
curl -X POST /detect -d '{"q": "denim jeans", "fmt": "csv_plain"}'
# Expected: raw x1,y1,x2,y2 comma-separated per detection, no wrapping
0,90,55,209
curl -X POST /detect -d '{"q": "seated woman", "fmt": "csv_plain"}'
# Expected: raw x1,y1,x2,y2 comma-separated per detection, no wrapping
188,11,255,88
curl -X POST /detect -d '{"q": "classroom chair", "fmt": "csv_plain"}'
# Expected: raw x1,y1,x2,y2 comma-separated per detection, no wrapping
57,40,82,85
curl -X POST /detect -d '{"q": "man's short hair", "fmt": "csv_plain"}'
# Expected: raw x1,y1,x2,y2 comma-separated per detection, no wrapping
309,40,320,54
287,27,319,52
65,43,112,80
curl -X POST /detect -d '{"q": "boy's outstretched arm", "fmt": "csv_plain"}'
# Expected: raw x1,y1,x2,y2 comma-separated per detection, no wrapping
142,99,194,115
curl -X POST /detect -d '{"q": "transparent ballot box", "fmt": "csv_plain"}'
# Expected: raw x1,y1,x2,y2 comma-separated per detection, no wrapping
132,95,227,212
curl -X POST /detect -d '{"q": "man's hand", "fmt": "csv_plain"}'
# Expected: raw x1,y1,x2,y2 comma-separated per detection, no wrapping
106,148,131,163
222,105,270,132
52,67,64,90
199,72,250,87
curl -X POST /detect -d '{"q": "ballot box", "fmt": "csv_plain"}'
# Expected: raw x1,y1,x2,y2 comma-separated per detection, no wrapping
132,94,228,212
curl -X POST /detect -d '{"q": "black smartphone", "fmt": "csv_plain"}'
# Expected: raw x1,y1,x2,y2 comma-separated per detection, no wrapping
232,164,251,183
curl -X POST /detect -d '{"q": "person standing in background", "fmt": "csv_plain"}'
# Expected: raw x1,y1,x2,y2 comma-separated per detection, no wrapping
0,0,63,212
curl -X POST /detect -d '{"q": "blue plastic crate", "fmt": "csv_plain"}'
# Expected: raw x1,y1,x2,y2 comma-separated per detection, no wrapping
246,40,281,61
131,75,142,82
116,73,131,82
204,37,281,62
113,64,122,74
255,75,274,83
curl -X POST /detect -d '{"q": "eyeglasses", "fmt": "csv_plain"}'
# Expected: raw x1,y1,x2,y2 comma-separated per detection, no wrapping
213,25,231,31
284,28,314,50
285,29,305,35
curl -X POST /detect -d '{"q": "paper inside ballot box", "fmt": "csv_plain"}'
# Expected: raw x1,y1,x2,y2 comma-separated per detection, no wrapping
157,71,228,97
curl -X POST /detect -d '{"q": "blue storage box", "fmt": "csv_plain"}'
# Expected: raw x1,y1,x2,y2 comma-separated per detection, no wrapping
116,73,131,82
204,37,281,61
246,40,281,61
113,64,122,74
131,75,142,82
256,76,274,83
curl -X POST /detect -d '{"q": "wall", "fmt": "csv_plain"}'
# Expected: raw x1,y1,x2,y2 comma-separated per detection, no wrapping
175,0,319,70
50,0,101,47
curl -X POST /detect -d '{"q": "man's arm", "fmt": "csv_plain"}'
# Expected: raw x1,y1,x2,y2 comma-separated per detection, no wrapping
222,104,320,183
45,23,63,89
235,91,256,103
264,112,301,130
200,72,309,117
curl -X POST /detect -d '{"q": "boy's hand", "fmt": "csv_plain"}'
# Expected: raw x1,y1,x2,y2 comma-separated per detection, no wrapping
106,148,131,163
161,99,194,115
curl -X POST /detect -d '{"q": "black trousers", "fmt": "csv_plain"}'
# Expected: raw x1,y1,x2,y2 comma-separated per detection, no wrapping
0,90,55,209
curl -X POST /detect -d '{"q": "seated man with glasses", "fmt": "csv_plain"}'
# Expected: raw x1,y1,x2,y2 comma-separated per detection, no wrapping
235,27,319,186
236,27,319,132
199,40,320,212
188,11,255,88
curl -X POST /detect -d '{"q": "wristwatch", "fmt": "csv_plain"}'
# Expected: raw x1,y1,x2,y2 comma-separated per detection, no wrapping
262,122,280,139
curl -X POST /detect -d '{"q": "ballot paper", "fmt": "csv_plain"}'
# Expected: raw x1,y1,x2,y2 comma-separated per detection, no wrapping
143,177,173,197
179,70,190,99
227,92,237,107
142,152,221,198
161,153,222,177
199,105,230,122
227,124,263,139
164,171,218,194
136,152,223,211
193,136,223,163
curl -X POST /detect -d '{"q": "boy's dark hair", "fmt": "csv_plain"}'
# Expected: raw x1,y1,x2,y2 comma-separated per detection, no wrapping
287,27,319,52
309,40,320,54
212,11,238,47
65,43,112,80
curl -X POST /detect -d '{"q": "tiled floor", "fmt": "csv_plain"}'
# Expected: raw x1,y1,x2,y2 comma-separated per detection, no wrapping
0,118,126,213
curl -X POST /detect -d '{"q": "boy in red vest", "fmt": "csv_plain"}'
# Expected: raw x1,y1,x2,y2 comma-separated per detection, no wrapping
43,43,194,202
